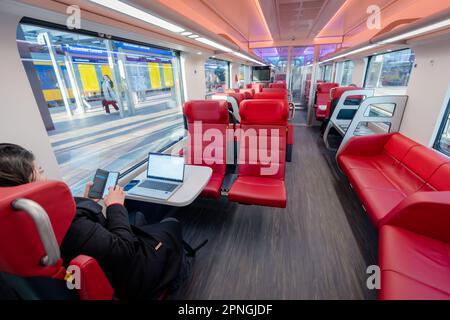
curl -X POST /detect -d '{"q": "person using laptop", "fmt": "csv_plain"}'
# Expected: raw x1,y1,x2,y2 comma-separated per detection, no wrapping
0,143,190,299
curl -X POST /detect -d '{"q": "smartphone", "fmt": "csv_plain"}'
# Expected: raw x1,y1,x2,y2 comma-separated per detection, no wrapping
124,180,140,192
88,169,120,199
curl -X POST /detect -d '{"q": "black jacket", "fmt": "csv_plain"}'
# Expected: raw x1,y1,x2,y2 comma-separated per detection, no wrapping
60,198,183,300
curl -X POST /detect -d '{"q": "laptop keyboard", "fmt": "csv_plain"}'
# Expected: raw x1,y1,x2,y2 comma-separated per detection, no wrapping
138,180,178,192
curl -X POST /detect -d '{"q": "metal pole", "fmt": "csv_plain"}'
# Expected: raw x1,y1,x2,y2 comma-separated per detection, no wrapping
306,45,321,126
40,32,72,118
64,53,84,114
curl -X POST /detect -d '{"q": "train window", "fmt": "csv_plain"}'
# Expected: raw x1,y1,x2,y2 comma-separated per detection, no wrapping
16,21,185,195
364,49,415,88
205,58,229,94
238,64,251,88
320,64,333,82
335,60,354,86
434,99,450,156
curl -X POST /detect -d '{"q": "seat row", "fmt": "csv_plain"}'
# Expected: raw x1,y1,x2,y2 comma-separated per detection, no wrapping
184,99,289,208
337,133,450,299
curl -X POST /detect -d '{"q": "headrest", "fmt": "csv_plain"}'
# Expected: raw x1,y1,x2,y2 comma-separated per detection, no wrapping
269,83,286,89
240,100,288,125
239,89,255,99
317,83,339,93
250,84,263,93
262,88,288,93
331,86,364,100
184,100,230,124
0,181,75,277
225,93,245,105
254,92,288,101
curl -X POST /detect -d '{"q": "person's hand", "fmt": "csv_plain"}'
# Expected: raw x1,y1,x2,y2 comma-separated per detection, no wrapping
83,181,94,198
104,186,125,207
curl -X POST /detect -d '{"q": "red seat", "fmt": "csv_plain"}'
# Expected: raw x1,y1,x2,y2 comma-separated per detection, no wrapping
337,133,450,228
269,83,286,89
246,83,263,93
262,88,287,93
228,100,288,208
0,181,114,300
314,82,339,120
379,225,450,300
183,100,230,199
254,91,294,162
240,88,255,99
316,86,363,121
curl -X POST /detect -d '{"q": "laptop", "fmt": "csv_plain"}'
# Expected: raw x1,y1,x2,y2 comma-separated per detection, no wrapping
128,153,185,200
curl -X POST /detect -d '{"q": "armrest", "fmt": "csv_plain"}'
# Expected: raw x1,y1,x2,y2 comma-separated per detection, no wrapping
69,255,114,300
379,191,450,243
338,133,394,157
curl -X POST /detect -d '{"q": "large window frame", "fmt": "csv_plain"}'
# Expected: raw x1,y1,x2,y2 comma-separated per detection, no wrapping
17,18,186,194
205,57,230,95
335,60,354,86
433,99,450,157
364,48,415,88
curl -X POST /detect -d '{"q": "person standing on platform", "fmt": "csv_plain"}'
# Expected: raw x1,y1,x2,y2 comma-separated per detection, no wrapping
101,75,120,114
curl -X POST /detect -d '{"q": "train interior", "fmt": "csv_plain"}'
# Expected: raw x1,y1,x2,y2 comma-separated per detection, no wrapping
0,0,450,301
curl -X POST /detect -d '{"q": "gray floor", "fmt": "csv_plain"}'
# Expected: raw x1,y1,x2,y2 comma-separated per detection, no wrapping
173,111,378,300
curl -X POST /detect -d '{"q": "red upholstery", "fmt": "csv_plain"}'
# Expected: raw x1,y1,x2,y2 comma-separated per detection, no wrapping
69,255,113,300
269,83,286,89
262,88,288,93
239,89,255,99
0,181,114,300
337,133,450,228
316,86,363,120
254,92,293,161
252,83,263,93
228,100,288,208
314,83,339,120
183,100,230,198
254,91,288,101
0,181,74,278
379,225,450,300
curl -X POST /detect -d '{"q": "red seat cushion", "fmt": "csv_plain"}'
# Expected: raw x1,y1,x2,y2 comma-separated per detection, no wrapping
359,188,405,224
201,173,225,199
228,176,286,208
379,225,450,300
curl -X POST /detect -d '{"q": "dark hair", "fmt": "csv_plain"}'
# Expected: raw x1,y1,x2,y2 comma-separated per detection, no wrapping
0,143,36,187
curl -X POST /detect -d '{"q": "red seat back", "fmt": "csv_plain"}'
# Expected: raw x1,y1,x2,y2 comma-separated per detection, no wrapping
238,100,288,180
254,92,289,112
262,88,288,94
316,82,339,94
269,83,286,89
330,86,364,102
254,91,288,101
0,182,114,299
225,92,245,106
183,100,230,174
0,181,75,278
239,89,255,99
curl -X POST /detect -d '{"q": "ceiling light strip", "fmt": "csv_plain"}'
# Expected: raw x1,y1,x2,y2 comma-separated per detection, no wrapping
89,0,185,33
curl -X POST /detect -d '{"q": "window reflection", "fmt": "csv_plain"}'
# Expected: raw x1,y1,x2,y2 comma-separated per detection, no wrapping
365,49,415,88
205,58,229,94
17,21,185,195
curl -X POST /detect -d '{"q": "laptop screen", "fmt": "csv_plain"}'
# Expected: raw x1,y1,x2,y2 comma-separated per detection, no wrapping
147,153,185,182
